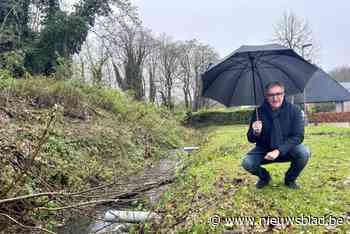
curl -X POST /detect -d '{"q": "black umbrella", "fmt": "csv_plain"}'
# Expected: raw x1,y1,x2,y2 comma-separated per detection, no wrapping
201,44,318,119
290,68,350,103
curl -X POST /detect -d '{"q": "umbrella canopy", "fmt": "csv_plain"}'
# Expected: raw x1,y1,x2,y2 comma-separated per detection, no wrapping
290,68,350,103
202,44,318,107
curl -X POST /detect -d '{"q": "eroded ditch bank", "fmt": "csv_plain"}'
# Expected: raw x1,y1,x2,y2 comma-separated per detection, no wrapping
58,147,199,234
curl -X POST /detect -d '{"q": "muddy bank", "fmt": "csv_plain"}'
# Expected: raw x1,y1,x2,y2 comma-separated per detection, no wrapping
57,147,198,234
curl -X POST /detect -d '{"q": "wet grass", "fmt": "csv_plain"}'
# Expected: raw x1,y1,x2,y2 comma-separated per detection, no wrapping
156,124,350,233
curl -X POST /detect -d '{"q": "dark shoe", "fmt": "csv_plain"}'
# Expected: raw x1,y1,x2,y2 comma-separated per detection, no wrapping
285,181,300,189
256,177,271,189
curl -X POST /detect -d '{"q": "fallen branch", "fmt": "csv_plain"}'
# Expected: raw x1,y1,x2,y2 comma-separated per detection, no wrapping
0,213,57,234
0,192,63,205
36,199,120,211
0,177,170,205
0,107,15,118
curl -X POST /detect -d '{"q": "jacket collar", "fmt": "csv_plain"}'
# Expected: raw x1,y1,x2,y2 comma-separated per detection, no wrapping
261,98,288,114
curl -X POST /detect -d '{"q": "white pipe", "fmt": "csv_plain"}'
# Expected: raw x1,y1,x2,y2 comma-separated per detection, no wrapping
183,146,199,152
104,210,160,223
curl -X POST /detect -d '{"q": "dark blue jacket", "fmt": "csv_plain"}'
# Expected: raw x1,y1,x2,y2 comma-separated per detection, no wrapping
247,99,305,155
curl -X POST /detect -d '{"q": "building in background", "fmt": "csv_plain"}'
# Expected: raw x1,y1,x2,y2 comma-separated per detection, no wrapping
290,69,350,113
336,82,350,112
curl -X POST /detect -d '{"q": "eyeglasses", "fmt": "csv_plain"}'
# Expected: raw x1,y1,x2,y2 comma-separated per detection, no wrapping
266,92,284,98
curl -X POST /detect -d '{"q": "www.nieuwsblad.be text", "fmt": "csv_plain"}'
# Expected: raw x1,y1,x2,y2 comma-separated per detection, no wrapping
208,214,349,226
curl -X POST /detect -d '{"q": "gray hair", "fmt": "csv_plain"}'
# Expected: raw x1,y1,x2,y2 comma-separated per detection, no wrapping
265,81,285,94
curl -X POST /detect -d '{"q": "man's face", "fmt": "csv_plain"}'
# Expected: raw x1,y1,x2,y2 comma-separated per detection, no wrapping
266,85,285,110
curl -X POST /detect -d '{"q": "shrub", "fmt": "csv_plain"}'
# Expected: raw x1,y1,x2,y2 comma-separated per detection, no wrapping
309,112,350,123
184,108,253,127
51,56,73,80
311,102,336,113
0,51,26,78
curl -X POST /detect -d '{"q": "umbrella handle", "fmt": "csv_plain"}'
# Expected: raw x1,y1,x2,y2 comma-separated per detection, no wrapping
255,108,259,121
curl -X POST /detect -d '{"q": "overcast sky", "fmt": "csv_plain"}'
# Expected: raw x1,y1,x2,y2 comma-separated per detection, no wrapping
132,0,349,72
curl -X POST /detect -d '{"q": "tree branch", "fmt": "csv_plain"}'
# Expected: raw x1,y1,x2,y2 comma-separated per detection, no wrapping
36,199,120,211
0,213,57,234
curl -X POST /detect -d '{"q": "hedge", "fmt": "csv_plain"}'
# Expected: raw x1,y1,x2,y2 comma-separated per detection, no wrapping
183,109,253,127
308,112,350,123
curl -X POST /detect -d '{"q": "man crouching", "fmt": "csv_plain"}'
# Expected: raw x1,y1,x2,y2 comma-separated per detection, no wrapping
242,81,311,189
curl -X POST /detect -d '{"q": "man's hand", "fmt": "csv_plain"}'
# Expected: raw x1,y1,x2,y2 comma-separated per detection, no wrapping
252,121,262,135
264,149,280,160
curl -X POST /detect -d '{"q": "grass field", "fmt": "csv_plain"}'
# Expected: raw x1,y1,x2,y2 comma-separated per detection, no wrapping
155,124,350,233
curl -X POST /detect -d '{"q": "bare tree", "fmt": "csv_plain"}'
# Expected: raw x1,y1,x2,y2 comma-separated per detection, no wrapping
330,65,350,82
177,40,218,111
86,39,110,85
272,11,320,63
157,36,181,110
191,43,219,111
97,14,153,100
75,34,110,85
178,40,196,110
72,1,144,90
144,38,160,103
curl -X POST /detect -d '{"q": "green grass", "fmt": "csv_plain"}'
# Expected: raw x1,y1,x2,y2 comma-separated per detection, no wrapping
155,124,350,233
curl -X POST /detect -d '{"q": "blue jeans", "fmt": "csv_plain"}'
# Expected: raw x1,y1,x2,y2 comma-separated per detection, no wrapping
242,144,311,182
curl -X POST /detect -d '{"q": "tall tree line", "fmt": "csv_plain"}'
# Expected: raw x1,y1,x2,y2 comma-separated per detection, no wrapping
76,15,219,111
0,0,220,111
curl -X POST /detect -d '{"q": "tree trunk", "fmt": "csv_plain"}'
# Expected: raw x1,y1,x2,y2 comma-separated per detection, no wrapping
184,88,189,110
167,85,172,110
192,73,202,112
149,70,156,103
125,61,144,100
112,62,127,91
159,91,167,107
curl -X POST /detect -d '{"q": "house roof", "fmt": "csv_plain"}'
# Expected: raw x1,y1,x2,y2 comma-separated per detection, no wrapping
339,82,350,92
